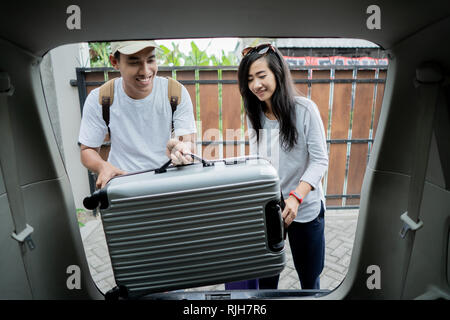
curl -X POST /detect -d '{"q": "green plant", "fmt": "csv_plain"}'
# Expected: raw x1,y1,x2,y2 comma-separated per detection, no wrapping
210,51,238,66
158,42,185,66
184,41,211,66
89,42,112,67
219,49,238,66
76,208,86,228
89,40,240,67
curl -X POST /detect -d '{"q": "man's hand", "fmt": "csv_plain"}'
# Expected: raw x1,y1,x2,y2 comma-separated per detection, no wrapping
166,138,193,165
96,162,127,189
80,144,127,189
282,196,300,228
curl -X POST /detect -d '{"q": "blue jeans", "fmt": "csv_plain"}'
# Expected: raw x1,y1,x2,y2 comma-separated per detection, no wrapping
224,279,258,290
259,201,325,290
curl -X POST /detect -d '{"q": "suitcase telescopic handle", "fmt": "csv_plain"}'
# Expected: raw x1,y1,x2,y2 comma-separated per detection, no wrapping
156,154,269,174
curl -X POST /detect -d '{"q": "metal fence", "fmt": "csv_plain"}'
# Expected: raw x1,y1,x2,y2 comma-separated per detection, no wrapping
72,64,387,209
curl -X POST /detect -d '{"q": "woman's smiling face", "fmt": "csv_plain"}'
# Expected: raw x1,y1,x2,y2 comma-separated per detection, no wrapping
247,57,277,106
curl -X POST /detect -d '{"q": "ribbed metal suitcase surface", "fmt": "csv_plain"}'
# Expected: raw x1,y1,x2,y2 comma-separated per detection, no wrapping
87,158,285,298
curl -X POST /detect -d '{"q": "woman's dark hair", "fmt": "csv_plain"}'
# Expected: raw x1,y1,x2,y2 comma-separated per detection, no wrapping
238,45,299,151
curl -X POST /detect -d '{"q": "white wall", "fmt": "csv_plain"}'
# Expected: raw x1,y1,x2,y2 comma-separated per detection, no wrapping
41,43,91,210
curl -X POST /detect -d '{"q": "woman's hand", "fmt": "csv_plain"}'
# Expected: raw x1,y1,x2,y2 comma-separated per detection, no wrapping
282,196,301,227
282,182,312,227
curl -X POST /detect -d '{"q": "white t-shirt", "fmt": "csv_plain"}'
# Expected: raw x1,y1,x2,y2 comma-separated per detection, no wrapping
78,76,197,172
247,96,329,223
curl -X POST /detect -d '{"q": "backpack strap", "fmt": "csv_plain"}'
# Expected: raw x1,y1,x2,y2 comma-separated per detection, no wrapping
167,77,182,110
98,78,116,138
167,77,182,136
97,77,182,138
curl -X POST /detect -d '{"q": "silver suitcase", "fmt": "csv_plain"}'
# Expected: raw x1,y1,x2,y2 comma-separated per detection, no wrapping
84,157,286,298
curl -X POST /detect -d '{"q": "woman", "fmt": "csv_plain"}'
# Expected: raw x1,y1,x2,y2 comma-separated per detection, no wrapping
238,43,329,290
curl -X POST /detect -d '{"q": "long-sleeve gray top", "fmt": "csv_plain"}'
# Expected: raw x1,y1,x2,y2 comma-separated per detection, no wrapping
247,96,329,222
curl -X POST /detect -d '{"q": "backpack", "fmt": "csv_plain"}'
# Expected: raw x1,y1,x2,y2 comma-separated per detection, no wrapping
98,76,182,139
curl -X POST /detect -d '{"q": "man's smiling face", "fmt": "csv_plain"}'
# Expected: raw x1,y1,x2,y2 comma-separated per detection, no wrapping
110,46,158,99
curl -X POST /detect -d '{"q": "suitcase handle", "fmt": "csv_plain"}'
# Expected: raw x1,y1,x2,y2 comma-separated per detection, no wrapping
155,155,270,174
187,153,213,167
265,198,285,252
155,154,213,174
191,155,271,165
280,192,287,240
154,159,173,174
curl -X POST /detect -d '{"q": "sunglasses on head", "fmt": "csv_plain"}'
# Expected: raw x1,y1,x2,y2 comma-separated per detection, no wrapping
241,43,275,57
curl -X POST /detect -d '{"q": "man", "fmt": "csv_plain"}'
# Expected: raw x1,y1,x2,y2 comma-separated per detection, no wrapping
78,40,196,188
